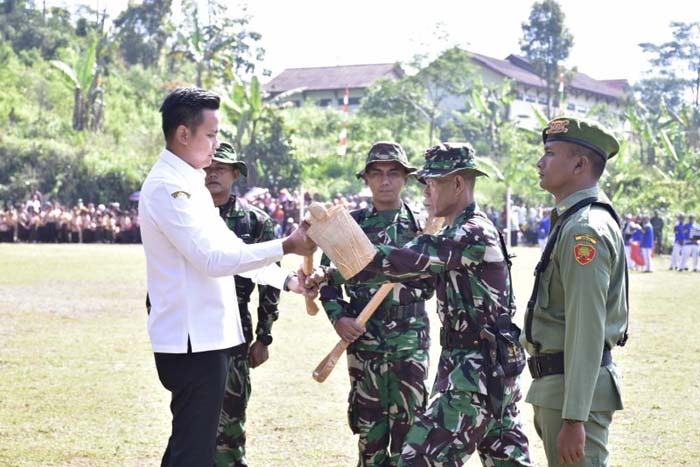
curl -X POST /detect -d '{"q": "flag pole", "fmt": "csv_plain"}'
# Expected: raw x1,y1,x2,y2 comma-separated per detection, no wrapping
337,87,349,156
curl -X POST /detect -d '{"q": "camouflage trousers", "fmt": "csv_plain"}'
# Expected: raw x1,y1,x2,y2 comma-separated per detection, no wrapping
347,349,429,467
398,385,532,467
215,344,250,467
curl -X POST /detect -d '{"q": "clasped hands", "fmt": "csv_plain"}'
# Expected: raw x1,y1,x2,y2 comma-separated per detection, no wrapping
281,221,320,298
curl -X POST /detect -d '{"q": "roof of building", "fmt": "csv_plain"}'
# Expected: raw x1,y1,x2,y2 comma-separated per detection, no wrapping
471,52,546,88
263,63,404,95
472,53,626,99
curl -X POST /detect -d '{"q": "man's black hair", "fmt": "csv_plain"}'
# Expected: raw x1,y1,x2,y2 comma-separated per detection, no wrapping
571,144,606,180
159,88,220,141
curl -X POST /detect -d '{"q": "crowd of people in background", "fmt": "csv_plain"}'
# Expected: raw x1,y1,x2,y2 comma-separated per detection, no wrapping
2,189,699,273
0,192,141,244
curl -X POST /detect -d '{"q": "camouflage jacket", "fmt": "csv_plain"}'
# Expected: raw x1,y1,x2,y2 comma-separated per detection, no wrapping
320,202,435,353
219,195,280,344
334,203,514,395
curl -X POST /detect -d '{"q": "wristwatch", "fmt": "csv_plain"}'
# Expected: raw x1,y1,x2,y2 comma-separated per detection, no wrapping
283,273,297,291
564,419,583,425
257,334,273,346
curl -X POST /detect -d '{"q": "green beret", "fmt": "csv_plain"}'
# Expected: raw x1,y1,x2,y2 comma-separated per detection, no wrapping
355,141,417,179
414,142,489,183
212,142,248,177
542,116,619,160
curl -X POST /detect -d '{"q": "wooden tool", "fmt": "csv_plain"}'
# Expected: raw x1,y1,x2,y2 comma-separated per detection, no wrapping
303,255,319,315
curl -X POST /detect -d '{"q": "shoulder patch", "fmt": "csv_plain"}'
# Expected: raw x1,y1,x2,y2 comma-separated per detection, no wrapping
171,190,191,199
574,243,596,265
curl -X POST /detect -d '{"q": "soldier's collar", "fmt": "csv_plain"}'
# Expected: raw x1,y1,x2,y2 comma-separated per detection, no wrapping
451,202,477,227
555,186,599,217
368,201,406,217
219,195,245,218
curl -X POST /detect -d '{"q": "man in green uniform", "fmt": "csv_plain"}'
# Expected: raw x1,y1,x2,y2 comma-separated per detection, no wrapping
314,143,532,466
523,117,628,466
320,141,435,466
204,142,282,467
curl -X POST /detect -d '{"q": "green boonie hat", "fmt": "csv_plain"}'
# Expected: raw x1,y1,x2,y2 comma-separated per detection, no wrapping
414,142,489,183
212,142,248,177
542,116,620,160
355,141,417,179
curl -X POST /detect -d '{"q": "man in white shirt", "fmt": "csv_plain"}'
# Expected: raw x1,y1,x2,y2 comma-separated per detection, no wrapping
139,87,316,467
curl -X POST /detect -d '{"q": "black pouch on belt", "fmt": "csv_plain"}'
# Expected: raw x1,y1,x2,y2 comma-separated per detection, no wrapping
493,313,526,378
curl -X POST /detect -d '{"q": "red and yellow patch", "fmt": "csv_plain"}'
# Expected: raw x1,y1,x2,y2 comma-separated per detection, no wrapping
574,243,596,265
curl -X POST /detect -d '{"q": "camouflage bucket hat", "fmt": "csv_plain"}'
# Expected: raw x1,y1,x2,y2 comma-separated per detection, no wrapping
355,141,417,179
542,116,620,160
414,142,489,183
212,142,248,177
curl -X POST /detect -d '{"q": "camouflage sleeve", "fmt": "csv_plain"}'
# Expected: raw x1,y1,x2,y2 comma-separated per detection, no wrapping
255,215,281,341
353,230,487,282
319,252,352,325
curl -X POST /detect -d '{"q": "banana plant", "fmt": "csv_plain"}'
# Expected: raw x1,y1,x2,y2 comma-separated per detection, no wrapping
50,36,103,131
220,75,276,187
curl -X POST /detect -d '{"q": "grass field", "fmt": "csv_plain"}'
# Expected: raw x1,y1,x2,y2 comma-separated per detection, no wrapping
0,243,699,466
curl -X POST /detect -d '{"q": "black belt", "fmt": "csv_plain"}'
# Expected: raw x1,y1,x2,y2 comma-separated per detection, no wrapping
350,300,425,321
439,328,482,350
528,349,612,379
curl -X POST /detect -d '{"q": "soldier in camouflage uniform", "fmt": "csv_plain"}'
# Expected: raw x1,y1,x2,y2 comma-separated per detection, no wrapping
320,141,435,467
315,143,532,466
204,142,281,467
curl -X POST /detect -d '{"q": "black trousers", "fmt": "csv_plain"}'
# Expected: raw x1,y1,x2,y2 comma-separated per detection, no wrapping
154,345,233,467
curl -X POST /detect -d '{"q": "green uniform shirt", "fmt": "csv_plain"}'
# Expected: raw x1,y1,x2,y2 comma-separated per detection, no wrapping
523,187,627,420
320,202,435,353
330,204,515,396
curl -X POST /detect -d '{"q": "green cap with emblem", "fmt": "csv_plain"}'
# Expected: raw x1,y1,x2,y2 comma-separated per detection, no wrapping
355,141,417,179
542,116,620,160
212,142,248,177
414,142,489,183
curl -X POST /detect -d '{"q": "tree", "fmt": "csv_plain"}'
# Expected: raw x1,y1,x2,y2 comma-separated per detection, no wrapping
357,76,427,142
640,22,700,109
170,0,266,87
520,0,574,118
408,47,476,145
220,76,298,190
113,0,173,68
0,1,72,59
50,36,104,131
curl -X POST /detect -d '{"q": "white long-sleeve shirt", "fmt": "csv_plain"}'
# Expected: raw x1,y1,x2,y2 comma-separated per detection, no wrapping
139,149,289,353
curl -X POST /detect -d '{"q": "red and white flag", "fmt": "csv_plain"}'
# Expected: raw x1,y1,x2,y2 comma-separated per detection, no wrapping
337,87,349,156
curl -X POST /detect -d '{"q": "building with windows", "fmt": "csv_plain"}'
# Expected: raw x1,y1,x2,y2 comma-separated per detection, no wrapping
467,53,629,129
262,63,403,110
263,52,628,129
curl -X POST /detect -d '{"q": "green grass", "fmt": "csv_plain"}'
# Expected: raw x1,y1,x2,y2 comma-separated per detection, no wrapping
0,244,698,466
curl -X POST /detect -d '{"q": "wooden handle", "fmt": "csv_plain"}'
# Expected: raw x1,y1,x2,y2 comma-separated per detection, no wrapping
353,283,394,325
312,283,394,382
303,256,319,315
312,340,350,382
